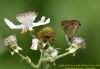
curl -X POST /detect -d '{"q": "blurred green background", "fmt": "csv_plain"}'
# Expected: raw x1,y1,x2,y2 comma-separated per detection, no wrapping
0,0,100,69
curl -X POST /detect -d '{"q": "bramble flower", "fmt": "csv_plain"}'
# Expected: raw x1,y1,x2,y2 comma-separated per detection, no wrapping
4,35,22,55
30,38,58,57
37,27,56,42
4,35,17,46
44,46,58,58
30,38,39,50
66,36,86,55
50,49,58,57
30,38,49,50
4,12,50,34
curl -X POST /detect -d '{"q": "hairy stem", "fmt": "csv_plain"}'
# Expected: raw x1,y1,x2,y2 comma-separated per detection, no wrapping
17,50,44,69
29,30,35,38
45,63,51,69
54,52,70,60
42,51,70,62
37,50,43,68
17,53,38,69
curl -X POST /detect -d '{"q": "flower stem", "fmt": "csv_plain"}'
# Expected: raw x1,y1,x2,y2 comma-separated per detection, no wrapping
37,50,43,68
45,63,50,69
17,50,45,69
29,30,36,38
42,52,70,62
54,52,70,60
17,53,38,69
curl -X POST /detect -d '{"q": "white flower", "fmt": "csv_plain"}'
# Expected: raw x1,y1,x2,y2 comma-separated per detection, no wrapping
51,49,58,57
4,12,50,33
48,46,58,57
4,35,22,55
72,36,86,47
4,35,17,46
66,36,86,54
30,38,39,50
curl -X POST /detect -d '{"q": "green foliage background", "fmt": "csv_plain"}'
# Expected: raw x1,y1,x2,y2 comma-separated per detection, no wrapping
0,0,100,69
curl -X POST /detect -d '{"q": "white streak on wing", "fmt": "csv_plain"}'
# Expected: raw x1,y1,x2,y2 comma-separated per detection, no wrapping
4,18,25,29
65,35,71,46
32,18,50,27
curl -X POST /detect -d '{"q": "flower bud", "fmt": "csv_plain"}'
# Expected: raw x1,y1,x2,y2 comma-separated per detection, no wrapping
4,35,17,47
37,27,56,42
4,35,22,55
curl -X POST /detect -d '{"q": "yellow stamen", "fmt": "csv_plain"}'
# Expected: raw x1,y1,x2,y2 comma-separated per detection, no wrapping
21,28,27,34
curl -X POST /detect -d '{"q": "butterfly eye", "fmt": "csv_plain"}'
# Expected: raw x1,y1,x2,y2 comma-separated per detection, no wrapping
73,21,81,28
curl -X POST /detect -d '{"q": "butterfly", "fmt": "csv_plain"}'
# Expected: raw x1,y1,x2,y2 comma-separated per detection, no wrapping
61,20,81,46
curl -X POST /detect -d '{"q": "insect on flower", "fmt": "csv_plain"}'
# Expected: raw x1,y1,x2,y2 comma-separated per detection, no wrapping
4,12,50,34
61,20,81,45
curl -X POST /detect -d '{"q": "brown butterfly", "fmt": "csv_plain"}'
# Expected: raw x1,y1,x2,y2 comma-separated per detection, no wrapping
61,20,81,45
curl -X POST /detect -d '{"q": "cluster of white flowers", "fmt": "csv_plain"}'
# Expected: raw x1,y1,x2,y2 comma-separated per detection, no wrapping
3,11,86,69
3,11,86,56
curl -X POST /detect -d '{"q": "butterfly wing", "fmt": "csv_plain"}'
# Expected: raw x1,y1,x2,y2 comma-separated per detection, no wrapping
61,20,81,45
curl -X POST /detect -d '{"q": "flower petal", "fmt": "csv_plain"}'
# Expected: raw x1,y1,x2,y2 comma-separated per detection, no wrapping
30,38,39,50
13,49,19,53
28,27,33,31
51,49,58,57
4,18,25,29
10,51,14,55
16,12,37,23
32,18,50,27
31,44,38,50
17,46,23,50
44,18,50,24
40,16,45,22
43,43,47,48
4,18,17,29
